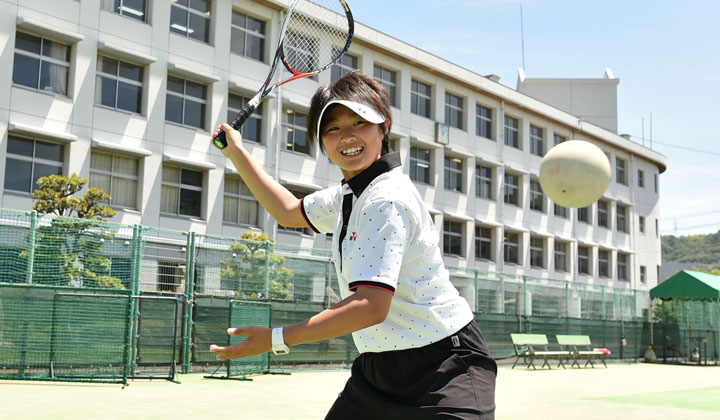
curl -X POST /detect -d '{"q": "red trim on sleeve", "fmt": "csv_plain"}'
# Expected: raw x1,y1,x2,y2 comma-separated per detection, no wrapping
349,281,396,295
299,197,320,234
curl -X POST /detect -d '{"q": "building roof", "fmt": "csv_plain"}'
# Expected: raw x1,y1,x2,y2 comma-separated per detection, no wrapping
650,270,720,300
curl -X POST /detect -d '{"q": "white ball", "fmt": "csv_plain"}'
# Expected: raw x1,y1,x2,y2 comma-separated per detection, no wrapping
539,140,611,208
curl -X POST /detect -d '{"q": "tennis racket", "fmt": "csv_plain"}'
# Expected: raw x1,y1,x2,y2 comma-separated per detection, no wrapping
213,0,354,149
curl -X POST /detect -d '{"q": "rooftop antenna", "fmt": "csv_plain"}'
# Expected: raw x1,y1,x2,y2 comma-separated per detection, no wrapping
520,4,526,71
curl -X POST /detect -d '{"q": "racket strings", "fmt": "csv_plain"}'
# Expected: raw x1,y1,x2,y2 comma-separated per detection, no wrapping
283,0,351,74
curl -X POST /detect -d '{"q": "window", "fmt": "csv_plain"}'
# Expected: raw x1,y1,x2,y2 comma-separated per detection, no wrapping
157,260,183,292
598,249,609,277
444,156,463,192
476,165,492,199
228,93,262,143
504,115,520,149
638,169,645,188
283,109,310,155
223,176,258,226
231,11,265,61
554,241,568,272
476,104,493,139
639,215,645,233
443,220,463,256
530,237,545,268
13,32,70,95
101,0,147,21
4,136,64,193
410,146,432,185
166,76,207,129
577,205,591,224
616,157,627,185
89,151,139,209
411,79,431,118
95,56,143,114
160,166,203,217
617,204,628,233
475,226,492,260
504,173,519,206
553,133,567,146
655,219,659,238
170,0,211,43
279,189,312,235
503,231,520,264
554,203,568,219
578,246,591,275
444,92,463,129
373,65,397,107
654,174,658,194
617,253,628,281
331,53,357,82
530,125,544,156
285,31,317,76
640,265,647,283
529,180,544,212
597,200,609,228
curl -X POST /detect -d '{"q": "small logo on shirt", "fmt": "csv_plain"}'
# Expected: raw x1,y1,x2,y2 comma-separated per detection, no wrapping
349,232,357,241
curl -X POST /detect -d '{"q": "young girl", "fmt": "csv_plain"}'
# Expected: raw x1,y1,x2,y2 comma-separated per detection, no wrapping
210,71,496,419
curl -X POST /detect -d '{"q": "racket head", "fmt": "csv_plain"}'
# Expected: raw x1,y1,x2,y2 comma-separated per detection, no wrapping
280,0,354,75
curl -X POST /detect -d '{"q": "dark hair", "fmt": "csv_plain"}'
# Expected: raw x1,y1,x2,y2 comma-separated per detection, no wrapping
307,71,393,155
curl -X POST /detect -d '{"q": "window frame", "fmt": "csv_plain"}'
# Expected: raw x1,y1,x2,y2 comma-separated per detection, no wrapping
577,246,591,275
597,200,609,228
223,175,259,226
95,55,144,114
503,231,520,265
228,92,263,143
475,164,492,199
617,204,628,233
444,92,464,129
331,52,358,82
373,64,398,107
283,108,311,155
410,78,432,118
598,249,610,278
530,236,545,268
504,115,520,149
160,165,204,218
616,157,627,185
4,135,65,194
504,172,520,206
101,0,148,22
444,155,463,192
169,0,212,43
554,241,568,272
409,146,432,185
165,75,208,129
443,220,464,257
617,253,628,281
89,150,139,210
13,31,71,96
230,10,266,61
529,179,544,212
475,225,493,261
476,104,493,139
530,124,544,156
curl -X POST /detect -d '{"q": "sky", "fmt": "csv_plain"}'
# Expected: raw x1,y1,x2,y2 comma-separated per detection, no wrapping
348,0,720,237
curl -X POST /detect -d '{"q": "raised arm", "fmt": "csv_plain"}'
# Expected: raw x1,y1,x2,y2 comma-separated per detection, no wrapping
212,124,307,228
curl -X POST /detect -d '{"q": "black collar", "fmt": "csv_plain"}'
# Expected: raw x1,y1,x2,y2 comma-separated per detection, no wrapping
345,152,402,197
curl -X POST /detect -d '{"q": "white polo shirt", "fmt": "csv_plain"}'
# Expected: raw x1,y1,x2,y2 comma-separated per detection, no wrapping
301,152,473,353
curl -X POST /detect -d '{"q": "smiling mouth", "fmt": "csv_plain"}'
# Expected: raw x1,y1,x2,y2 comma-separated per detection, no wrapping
341,147,363,156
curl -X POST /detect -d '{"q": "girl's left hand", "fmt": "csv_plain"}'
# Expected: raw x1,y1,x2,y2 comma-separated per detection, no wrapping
209,326,272,360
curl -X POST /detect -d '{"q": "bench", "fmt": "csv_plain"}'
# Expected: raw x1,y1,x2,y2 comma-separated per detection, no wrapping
556,335,608,368
510,333,570,370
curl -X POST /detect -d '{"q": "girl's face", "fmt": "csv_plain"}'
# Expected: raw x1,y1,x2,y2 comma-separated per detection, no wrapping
320,105,389,180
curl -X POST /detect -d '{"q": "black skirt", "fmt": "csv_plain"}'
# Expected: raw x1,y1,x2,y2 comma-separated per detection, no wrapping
325,320,497,420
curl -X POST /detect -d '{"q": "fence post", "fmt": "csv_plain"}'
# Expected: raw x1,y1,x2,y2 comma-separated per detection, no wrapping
263,241,271,299
25,210,37,284
181,232,196,374
602,286,607,321
473,268,479,313
522,275,529,317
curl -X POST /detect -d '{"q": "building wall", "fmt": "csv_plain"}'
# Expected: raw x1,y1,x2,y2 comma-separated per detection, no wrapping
0,0,666,304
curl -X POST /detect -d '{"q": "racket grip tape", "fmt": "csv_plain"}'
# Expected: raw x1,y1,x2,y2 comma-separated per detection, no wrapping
212,103,257,149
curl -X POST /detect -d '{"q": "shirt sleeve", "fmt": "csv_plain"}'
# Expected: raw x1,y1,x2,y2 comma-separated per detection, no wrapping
343,199,414,294
300,186,341,234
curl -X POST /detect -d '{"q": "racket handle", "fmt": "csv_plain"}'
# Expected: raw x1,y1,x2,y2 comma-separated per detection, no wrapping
212,103,257,149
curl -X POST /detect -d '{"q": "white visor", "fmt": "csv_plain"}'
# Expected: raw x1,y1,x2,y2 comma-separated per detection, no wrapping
315,99,386,142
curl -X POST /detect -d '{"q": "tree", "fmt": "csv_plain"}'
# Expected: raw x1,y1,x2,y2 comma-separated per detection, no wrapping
33,173,116,220
219,232,293,299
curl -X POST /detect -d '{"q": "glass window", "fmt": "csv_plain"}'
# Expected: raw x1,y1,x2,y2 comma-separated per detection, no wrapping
331,52,357,82
597,200,609,228
165,75,207,129
160,165,203,217
504,173,519,206
554,241,567,272
4,136,64,193
639,215,645,233
228,93,262,143
101,0,147,21
640,265,647,283
373,65,397,107
411,79,431,118
475,226,492,260
530,237,545,268
503,231,520,264
616,157,627,185
96,56,144,113
617,204,628,233
409,146,431,185
444,92,463,129
231,11,265,61
283,109,310,155
504,115,520,149
554,203,568,219
13,32,70,95
638,169,645,188
553,133,567,146
89,151,139,209
577,205,591,224
223,176,258,226
578,246,591,275
529,180,544,212
170,0,211,43
476,165,492,199
443,220,463,256
530,125,544,156
444,156,463,192
598,249,609,277
617,253,628,281
476,104,493,139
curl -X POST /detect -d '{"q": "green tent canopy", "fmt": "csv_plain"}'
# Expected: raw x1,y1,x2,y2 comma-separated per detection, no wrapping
650,270,720,301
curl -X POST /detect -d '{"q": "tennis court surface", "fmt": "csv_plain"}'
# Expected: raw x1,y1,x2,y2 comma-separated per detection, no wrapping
1,362,718,419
